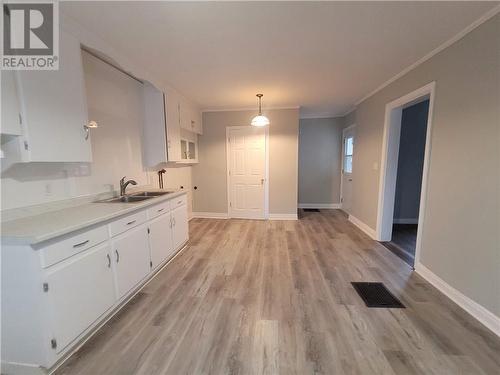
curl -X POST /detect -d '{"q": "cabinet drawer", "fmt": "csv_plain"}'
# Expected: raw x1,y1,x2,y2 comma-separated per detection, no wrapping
109,210,147,237
148,200,171,220
40,226,108,268
171,194,187,209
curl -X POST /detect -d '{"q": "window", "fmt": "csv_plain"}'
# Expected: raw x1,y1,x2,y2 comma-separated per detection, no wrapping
344,136,353,173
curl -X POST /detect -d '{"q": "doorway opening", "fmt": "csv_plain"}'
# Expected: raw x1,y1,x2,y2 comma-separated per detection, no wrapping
376,82,435,268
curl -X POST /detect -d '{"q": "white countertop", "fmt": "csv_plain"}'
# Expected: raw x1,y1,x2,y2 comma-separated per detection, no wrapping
1,190,187,246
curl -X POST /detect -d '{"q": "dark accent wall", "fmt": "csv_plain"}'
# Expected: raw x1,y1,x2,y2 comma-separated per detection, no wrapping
393,100,429,221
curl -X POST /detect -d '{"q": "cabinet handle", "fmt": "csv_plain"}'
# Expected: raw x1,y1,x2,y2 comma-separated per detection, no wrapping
73,239,89,248
169,218,173,228
157,208,164,212
177,201,182,205
107,254,111,268
126,220,136,226
115,250,120,263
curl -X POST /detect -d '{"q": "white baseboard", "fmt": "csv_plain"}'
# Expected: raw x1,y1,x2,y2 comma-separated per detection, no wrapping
268,213,298,220
348,214,377,239
415,263,500,337
393,218,419,224
191,212,229,219
298,203,342,209
1,362,44,375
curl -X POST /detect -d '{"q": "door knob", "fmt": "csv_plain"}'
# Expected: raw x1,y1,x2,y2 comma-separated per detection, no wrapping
261,178,265,185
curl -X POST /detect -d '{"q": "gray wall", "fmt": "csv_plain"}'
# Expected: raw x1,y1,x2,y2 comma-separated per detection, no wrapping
192,108,299,215
298,117,344,206
393,100,429,221
345,14,499,315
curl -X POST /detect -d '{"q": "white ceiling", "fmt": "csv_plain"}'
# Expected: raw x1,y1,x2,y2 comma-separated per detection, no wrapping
62,1,496,118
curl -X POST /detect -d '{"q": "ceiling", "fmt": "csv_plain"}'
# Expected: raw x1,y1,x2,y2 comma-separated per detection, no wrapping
62,1,496,118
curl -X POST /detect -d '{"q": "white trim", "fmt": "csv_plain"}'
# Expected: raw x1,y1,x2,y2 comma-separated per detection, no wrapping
191,212,229,219
376,82,435,273
268,214,298,220
226,126,269,220
298,203,341,209
0,362,44,375
348,214,377,239
203,106,299,113
415,263,500,337
393,218,419,224
354,5,500,107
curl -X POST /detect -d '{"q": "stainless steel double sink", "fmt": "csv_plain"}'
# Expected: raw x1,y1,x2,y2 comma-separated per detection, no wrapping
97,191,174,203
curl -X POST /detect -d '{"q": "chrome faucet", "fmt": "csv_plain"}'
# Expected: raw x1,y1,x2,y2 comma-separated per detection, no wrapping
120,176,137,196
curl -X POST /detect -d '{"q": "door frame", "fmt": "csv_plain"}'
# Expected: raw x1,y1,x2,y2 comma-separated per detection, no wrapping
340,124,356,211
376,81,436,266
226,126,270,219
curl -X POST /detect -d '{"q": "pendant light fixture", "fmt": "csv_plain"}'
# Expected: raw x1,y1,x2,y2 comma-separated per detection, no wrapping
251,94,270,127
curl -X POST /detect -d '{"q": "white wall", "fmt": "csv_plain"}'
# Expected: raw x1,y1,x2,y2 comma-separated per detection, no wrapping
0,51,192,213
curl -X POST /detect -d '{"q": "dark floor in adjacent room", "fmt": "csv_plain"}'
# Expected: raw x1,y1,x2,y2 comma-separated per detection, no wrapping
381,224,417,267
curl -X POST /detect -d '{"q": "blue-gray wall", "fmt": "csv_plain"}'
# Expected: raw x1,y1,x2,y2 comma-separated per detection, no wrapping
393,100,429,222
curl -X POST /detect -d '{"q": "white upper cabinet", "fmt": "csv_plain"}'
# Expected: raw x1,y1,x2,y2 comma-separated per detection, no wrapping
142,82,168,166
16,30,92,162
165,90,182,162
179,97,202,135
142,82,182,164
143,82,203,165
192,107,203,135
1,71,23,136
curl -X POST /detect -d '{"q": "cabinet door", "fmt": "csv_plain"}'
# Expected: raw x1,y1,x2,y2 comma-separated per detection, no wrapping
1,71,23,135
172,204,189,250
142,82,168,167
193,109,203,135
165,92,181,162
45,243,115,353
179,99,191,131
148,213,174,269
112,224,150,299
16,30,91,162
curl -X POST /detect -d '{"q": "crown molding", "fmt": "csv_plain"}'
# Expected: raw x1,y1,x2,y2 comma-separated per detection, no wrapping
353,4,500,107
202,106,300,113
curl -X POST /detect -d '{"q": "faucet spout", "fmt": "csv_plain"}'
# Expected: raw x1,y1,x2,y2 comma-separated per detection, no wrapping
120,176,138,196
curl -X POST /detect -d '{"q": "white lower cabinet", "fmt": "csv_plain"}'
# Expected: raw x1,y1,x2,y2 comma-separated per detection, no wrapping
0,193,189,373
45,243,115,353
148,213,174,269
172,204,189,250
111,224,151,299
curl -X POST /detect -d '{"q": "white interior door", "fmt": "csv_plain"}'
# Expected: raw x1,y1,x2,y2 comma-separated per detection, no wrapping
341,126,355,213
227,127,267,219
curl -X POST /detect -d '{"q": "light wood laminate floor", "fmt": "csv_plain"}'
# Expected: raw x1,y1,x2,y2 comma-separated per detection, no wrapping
57,210,500,375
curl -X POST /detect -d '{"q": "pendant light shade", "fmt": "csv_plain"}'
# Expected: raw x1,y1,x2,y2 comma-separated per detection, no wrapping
251,94,270,127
